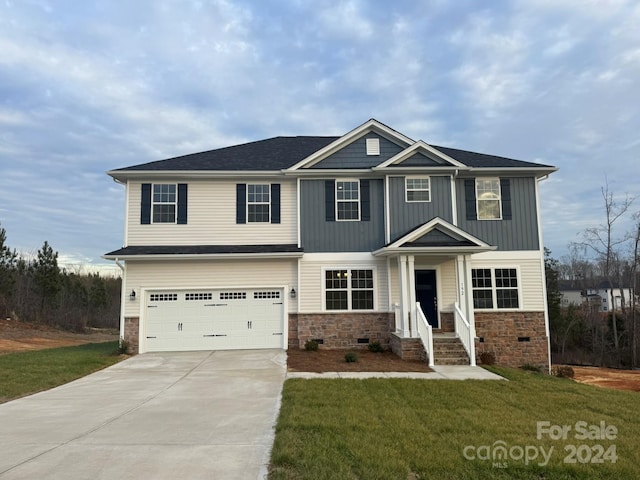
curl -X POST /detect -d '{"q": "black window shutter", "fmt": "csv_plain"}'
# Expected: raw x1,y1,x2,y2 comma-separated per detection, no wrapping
236,184,247,224
500,178,512,220
271,184,281,224
464,179,477,220
177,184,188,224
325,180,335,222
360,180,370,221
141,183,152,224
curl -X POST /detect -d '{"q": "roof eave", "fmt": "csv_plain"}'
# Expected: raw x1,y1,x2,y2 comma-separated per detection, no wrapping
107,169,285,182
372,245,496,257
102,251,305,261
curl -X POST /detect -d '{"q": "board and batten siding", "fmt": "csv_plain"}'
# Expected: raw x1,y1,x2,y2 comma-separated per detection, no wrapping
311,133,404,169
123,259,297,317
126,179,297,246
298,254,390,313
300,178,385,252
455,176,539,250
388,175,454,241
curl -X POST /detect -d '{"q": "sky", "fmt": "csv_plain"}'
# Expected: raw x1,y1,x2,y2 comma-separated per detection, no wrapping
0,0,639,275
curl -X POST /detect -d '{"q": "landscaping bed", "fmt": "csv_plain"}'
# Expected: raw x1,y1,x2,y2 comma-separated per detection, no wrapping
287,347,432,373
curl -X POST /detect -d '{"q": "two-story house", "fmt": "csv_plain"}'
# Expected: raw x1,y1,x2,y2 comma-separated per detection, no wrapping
104,119,557,368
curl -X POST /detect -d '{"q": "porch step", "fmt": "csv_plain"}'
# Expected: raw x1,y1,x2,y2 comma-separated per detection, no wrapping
432,336,470,366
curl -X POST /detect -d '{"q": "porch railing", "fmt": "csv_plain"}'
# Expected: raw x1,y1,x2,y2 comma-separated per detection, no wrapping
416,302,435,367
454,302,476,366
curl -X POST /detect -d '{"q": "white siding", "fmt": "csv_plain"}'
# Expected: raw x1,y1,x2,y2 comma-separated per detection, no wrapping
299,253,389,312
126,178,297,246
438,260,457,311
470,251,545,311
123,259,297,317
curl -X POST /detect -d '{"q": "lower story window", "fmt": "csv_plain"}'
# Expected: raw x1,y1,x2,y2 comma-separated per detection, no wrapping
472,268,519,309
325,269,374,310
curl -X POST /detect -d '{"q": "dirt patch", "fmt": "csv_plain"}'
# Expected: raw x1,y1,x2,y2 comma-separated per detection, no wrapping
571,366,640,393
287,348,433,373
0,318,118,355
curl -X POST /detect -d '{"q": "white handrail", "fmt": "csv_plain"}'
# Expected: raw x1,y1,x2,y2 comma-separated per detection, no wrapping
454,302,476,366
416,302,435,367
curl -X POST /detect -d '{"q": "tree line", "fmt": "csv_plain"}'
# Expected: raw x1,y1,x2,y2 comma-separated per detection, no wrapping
0,223,120,331
546,182,639,368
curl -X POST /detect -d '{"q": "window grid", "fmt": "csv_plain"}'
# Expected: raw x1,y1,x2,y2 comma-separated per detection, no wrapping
220,292,247,300
472,268,519,310
476,178,502,220
253,291,280,299
150,293,178,302
325,269,374,311
336,181,360,221
152,184,177,223
185,293,213,301
405,177,431,202
247,184,270,223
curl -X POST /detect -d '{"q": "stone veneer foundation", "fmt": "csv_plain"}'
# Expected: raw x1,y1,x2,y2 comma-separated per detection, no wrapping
289,312,394,350
389,333,427,362
123,317,140,354
474,311,548,368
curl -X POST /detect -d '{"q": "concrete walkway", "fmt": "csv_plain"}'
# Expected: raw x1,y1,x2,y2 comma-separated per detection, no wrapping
287,365,506,380
0,350,286,480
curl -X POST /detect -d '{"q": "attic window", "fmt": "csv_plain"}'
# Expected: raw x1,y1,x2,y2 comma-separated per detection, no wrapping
366,138,380,156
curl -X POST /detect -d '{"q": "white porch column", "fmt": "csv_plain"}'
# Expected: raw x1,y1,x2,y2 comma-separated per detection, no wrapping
398,255,411,337
463,254,477,366
407,255,417,337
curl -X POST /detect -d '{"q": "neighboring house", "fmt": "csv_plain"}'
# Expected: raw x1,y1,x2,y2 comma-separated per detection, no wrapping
559,288,584,308
587,282,635,312
104,119,557,368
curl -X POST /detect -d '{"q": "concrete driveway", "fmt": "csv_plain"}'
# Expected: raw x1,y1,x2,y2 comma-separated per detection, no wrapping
0,349,286,480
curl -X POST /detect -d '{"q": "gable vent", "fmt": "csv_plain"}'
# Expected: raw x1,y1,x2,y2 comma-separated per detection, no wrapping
366,138,380,156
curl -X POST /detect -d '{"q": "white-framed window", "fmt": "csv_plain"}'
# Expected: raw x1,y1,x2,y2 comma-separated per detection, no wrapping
247,184,270,223
336,180,360,221
476,178,502,220
472,268,520,309
152,184,177,223
405,177,431,202
324,268,374,311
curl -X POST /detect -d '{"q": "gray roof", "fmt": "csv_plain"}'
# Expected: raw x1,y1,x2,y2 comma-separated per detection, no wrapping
111,136,554,172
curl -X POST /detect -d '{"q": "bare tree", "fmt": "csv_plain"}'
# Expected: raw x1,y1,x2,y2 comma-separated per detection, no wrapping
578,179,635,363
631,214,640,369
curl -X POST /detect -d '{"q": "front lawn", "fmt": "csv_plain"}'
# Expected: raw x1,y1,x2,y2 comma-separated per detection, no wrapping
0,341,122,403
270,367,639,479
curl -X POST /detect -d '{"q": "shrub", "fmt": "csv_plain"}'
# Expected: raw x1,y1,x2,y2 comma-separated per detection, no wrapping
551,365,575,378
479,350,496,365
520,364,542,373
345,352,358,363
117,338,130,355
304,339,319,352
367,341,384,353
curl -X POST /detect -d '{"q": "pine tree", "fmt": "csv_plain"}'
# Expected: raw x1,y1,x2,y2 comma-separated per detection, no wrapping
0,224,18,315
32,240,61,314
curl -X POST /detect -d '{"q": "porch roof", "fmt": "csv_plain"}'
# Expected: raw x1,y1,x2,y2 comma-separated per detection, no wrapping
372,217,496,257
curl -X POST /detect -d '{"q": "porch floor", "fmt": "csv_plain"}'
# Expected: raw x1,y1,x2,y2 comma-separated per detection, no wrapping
287,365,505,380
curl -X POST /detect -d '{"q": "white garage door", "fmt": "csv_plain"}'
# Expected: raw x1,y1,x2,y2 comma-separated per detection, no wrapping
144,288,285,352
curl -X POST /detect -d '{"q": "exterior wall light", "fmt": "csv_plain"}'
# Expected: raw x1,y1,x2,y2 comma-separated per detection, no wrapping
290,288,296,299
129,290,136,301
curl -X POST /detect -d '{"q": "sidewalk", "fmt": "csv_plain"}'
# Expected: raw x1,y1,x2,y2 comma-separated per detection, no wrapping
287,365,505,380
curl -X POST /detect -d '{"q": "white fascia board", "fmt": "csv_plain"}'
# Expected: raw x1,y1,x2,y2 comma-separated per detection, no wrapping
284,119,414,171
458,167,558,178
375,141,467,169
301,252,376,262
107,170,284,182
372,246,496,257
102,252,305,261
470,250,544,261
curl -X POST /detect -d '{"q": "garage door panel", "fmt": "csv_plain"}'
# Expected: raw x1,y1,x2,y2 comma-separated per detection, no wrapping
145,288,284,352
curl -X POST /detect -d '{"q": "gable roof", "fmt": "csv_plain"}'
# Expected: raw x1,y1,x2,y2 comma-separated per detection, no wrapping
373,217,495,256
108,119,557,179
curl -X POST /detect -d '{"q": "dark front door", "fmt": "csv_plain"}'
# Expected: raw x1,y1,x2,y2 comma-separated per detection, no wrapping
415,270,438,328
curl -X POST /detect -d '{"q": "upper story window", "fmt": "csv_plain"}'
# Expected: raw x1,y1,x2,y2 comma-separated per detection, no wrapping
247,184,270,223
472,268,519,309
405,177,431,202
336,180,360,221
476,178,502,220
152,184,177,223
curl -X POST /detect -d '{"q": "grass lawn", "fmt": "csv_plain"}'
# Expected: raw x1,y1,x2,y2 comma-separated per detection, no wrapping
0,341,122,403
270,367,639,479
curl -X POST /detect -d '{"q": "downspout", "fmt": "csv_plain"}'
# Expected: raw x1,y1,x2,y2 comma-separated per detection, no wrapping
536,174,552,372
115,258,127,347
